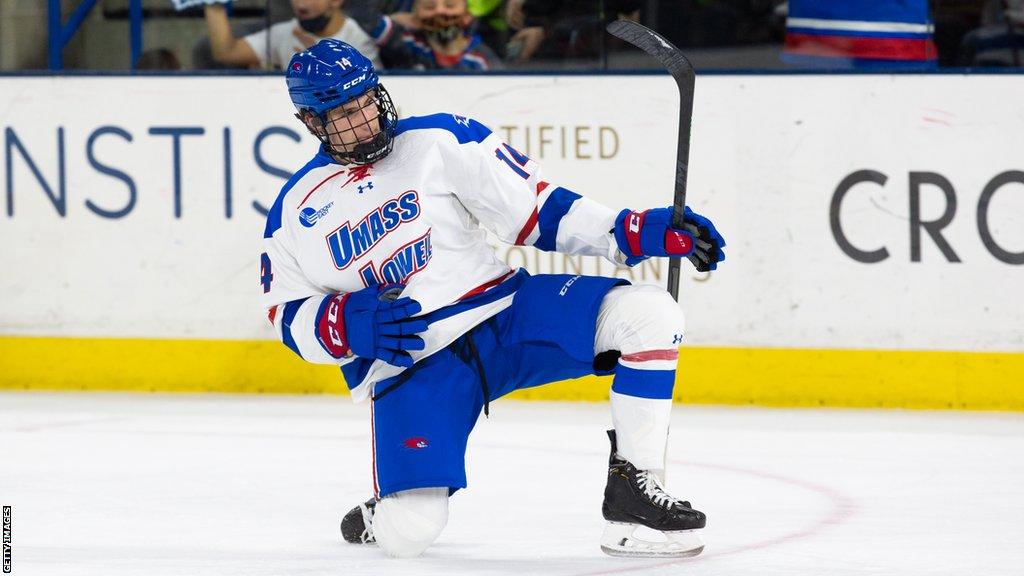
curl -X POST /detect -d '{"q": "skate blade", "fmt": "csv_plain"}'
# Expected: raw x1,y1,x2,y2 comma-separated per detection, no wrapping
600,522,704,558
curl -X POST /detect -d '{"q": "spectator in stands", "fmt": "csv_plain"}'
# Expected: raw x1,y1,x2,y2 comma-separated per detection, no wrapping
504,0,542,63
469,0,513,59
393,0,502,70
958,0,1024,66
136,48,182,70
505,0,642,64
202,0,390,70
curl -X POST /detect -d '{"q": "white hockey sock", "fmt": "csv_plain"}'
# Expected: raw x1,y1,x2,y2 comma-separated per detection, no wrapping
610,388,672,472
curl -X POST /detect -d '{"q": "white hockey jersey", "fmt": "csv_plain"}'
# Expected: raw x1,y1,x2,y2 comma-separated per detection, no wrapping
261,113,622,401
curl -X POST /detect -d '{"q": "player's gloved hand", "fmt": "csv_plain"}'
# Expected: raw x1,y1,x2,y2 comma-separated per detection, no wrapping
613,206,726,272
315,284,427,368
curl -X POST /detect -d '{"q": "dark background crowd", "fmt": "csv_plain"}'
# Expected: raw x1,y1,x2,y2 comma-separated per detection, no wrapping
2,0,1022,72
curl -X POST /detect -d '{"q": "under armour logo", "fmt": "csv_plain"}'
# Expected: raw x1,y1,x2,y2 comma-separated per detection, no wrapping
672,334,683,344
357,182,374,194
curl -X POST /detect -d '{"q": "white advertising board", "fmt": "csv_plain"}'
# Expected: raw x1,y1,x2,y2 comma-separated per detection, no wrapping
0,74,1022,351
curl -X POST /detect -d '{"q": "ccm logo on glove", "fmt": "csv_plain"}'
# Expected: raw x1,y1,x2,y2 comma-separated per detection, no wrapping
613,206,725,272
317,293,352,358
315,284,427,367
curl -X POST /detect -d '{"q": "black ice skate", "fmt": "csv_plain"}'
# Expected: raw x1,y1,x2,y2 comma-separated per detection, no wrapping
600,430,706,557
340,498,376,545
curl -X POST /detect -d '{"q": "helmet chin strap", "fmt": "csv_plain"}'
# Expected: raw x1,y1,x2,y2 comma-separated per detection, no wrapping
336,132,390,165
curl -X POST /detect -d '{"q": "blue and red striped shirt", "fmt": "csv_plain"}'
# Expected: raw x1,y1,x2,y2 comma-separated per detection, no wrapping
784,0,938,68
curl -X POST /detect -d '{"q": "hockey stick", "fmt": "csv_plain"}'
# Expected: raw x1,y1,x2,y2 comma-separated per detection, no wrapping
606,20,695,302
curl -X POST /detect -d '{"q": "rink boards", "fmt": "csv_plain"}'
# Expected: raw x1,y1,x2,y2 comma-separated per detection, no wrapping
0,74,1022,409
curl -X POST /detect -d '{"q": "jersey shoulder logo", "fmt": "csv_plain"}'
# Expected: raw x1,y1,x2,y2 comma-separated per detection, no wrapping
325,190,422,270
299,202,334,228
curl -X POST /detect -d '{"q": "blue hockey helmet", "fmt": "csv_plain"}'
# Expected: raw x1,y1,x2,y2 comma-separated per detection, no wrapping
286,39,398,165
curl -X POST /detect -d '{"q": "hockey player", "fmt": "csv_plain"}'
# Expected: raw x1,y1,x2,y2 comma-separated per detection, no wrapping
262,39,726,558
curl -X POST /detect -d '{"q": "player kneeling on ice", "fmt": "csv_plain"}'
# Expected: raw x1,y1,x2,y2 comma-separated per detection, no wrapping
261,39,726,559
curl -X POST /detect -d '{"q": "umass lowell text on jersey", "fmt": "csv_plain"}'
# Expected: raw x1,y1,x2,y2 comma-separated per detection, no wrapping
321,189,431,285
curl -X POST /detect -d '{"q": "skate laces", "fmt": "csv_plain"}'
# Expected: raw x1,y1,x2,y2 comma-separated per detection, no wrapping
637,470,684,509
360,501,376,543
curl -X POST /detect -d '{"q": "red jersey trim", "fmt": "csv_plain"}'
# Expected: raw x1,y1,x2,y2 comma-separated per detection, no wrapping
513,181,551,246
297,169,346,208
459,270,516,301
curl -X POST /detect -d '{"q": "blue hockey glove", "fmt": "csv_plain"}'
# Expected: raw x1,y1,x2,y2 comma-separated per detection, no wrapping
613,206,726,272
315,284,427,368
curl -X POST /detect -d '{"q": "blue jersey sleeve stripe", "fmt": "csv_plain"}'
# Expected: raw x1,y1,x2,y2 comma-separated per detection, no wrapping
264,153,332,239
535,187,581,252
280,298,307,358
394,113,492,145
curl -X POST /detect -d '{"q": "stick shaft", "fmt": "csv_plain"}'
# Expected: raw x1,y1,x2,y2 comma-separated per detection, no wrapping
667,74,695,300
606,20,695,301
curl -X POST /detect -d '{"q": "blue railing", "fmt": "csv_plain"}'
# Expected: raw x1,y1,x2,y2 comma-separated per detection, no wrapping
49,0,143,70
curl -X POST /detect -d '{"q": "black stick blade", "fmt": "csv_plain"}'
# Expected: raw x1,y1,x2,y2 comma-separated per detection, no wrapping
606,20,694,85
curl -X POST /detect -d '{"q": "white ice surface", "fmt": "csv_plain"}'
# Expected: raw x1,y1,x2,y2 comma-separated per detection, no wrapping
1,392,1023,576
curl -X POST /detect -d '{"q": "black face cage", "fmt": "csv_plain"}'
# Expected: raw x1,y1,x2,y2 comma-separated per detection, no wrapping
298,85,398,166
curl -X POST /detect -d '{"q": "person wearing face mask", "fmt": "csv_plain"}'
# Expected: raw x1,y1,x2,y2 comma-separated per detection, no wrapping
200,0,388,70
396,0,502,70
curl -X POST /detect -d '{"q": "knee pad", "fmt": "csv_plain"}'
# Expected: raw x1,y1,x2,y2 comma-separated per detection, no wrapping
373,487,449,558
595,284,686,354
598,286,680,471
